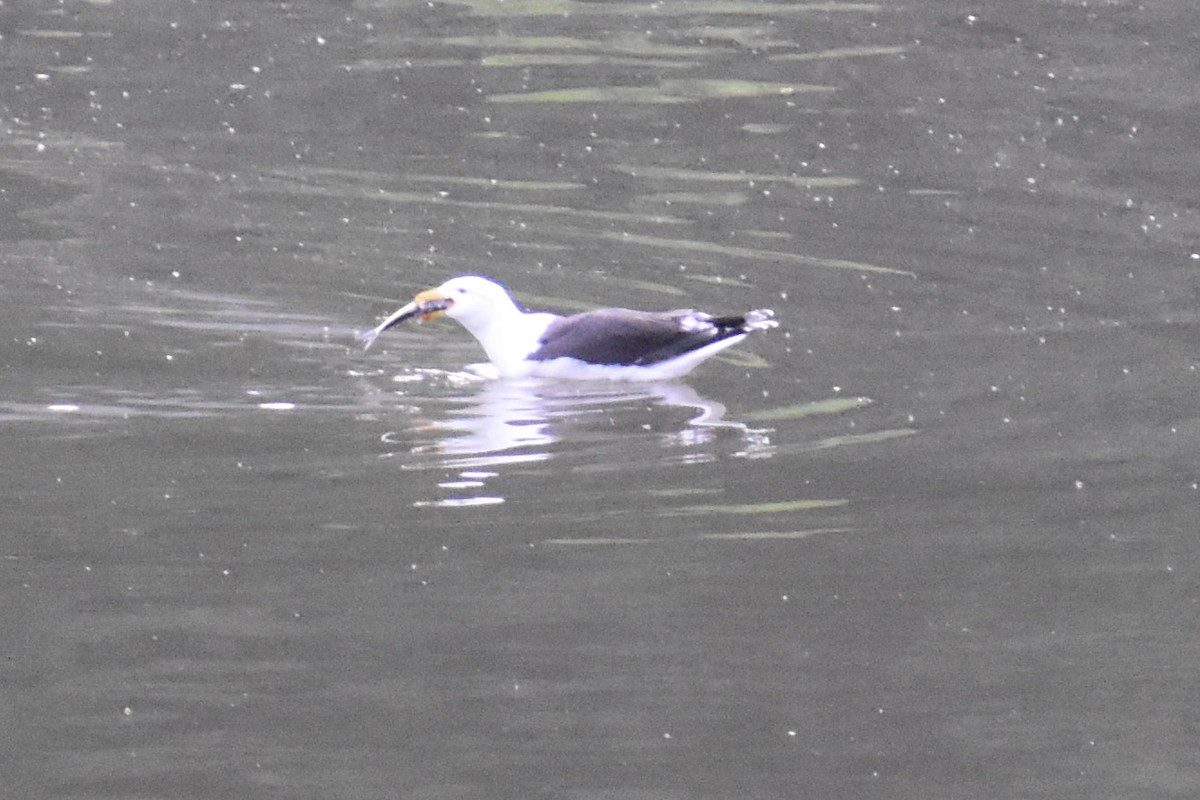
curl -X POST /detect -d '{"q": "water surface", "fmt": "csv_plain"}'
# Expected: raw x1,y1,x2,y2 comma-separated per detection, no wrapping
4,1,1199,798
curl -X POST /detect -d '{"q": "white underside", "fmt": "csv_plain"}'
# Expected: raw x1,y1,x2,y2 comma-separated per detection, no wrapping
489,334,748,381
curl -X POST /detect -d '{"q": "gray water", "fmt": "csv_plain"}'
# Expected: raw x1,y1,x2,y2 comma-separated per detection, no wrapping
4,1,1199,798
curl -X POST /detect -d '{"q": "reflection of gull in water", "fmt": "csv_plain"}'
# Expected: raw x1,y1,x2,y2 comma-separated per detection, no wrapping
419,376,558,462
364,373,774,508
432,377,770,464
365,372,773,466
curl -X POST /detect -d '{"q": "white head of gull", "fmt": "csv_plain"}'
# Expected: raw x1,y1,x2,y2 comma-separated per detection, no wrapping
359,275,778,381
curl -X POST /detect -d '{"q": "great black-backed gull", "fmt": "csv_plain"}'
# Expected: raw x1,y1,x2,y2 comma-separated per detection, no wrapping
359,275,778,381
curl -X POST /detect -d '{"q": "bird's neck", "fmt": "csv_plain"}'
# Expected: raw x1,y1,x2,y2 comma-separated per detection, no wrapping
457,303,531,369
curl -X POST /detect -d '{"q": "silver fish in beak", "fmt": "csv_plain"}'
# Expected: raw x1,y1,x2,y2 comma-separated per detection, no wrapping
358,289,454,350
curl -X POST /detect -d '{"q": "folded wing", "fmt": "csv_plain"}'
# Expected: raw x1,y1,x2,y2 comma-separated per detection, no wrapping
528,308,776,366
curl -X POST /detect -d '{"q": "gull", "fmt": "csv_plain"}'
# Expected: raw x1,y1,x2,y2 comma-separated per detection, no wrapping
359,275,777,381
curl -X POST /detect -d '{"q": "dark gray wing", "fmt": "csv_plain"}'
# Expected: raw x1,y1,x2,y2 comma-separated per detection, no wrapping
528,308,751,366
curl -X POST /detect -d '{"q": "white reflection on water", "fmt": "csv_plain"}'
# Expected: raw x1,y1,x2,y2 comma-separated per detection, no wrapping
370,373,774,507
378,375,771,462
